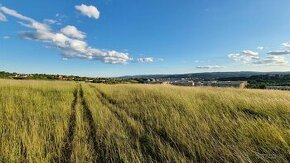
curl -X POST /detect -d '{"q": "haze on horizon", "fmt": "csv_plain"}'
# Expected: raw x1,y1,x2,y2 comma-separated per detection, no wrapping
1,0,290,77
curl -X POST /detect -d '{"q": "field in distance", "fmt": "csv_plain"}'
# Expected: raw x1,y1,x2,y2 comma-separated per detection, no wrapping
0,79,290,162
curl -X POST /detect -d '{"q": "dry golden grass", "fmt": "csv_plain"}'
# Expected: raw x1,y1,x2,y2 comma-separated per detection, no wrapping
90,84,290,162
0,79,75,162
1,79,290,162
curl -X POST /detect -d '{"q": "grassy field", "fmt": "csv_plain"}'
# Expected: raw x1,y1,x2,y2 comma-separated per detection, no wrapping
0,79,290,162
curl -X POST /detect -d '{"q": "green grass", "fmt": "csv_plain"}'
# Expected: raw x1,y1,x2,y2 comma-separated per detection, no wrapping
1,79,290,162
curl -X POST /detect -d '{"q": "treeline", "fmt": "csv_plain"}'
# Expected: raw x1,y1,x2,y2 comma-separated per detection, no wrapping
0,71,140,84
0,71,11,78
219,74,290,89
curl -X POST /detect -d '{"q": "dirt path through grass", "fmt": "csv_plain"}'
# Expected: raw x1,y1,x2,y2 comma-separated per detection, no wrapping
57,87,78,163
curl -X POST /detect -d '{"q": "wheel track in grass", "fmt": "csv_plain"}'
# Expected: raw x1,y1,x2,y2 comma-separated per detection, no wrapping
91,85,198,162
79,85,123,163
57,87,78,163
54,85,123,163
79,86,102,162
94,88,164,162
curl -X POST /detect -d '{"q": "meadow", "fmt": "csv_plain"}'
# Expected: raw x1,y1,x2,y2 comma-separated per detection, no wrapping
0,79,290,162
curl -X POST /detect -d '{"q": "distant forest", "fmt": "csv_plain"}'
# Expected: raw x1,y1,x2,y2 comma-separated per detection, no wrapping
219,74,290,89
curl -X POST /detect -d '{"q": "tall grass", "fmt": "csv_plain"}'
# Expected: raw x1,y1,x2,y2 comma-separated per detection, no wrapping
91,84,290,162
1,79,290,162
0,79,75,162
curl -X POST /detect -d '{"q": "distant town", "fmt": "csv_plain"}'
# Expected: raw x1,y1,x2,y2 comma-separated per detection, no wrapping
1,71,290,90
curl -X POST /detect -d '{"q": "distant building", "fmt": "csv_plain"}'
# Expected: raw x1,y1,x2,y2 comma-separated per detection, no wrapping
161,81,170,84
170,80,247,88
171,80,195,86
213,81,248,88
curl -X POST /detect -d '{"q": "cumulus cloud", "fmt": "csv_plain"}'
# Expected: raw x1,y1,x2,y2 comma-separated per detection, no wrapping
75,4,100,20
60,25,86,39
228,50,259,63
137,57,154,63
252,56,288,65
0,6,130,64
196,65,225,69
257,46,264,50
267,50,290,55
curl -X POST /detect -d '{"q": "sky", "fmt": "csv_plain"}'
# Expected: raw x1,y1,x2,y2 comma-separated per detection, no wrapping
0,0,290,77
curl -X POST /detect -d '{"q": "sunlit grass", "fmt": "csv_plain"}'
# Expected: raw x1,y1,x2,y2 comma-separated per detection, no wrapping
92,84,290,162
0,79,75,162
0,79,289,162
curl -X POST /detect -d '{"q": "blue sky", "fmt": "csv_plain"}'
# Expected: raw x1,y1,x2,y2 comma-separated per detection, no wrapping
0,0,290,77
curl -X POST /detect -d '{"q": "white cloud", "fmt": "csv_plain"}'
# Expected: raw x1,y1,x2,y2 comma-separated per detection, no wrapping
3,36,10,39
60,25,86,39
18,21,50,32
0,12,6,21
137,57,154,63
229,48,289,65
242,50,259,57
0,6,130,64
267,50,290,55
228,50,259,62
229,47,289,66
44,19,57,25
75,4,100,20
0,6,34,22
257,46,264,50
253,56,288,65
282,43,290,50
265,43,290,55
196,65,225,69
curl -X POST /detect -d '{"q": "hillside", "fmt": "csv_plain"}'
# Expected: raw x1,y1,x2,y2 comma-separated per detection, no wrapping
0,79,290,162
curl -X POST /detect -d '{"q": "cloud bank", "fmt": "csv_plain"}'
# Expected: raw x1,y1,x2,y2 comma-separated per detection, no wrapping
252,56,288,65
0,5,131,64
267,51,290,55
229,47,289,66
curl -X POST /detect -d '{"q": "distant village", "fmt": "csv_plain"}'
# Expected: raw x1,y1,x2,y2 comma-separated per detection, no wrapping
144,78,290,90
143,78,248,88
